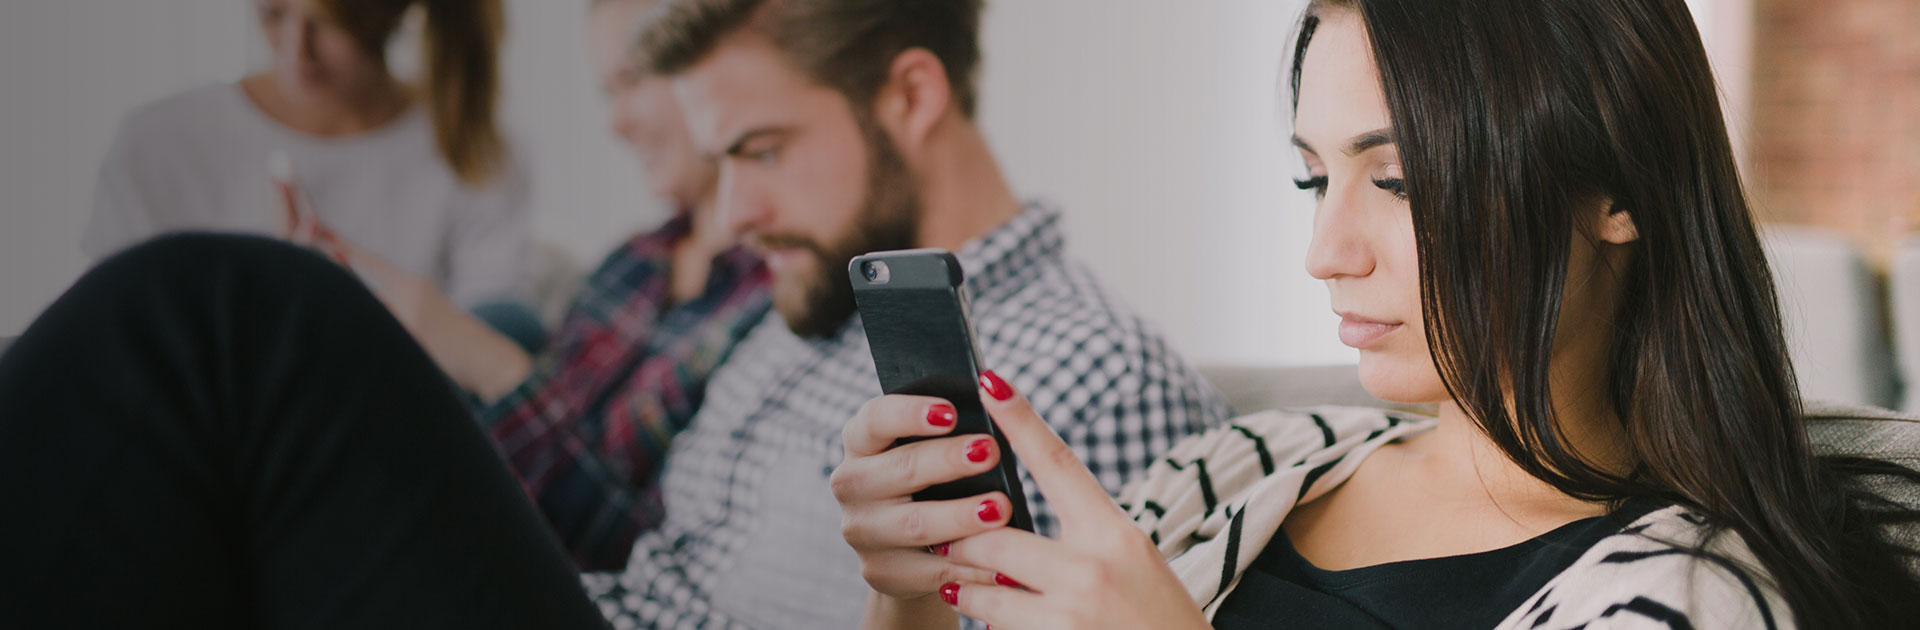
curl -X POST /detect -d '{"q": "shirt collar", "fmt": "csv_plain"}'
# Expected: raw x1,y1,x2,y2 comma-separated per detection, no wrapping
813,201,1063,346
953,201,1064,299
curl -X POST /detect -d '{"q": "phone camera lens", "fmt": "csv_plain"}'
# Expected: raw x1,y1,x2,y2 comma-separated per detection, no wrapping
862,260,890,284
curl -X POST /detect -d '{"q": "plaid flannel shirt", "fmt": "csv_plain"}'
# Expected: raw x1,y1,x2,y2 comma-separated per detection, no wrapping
582,203,1232,629
479,214,770,570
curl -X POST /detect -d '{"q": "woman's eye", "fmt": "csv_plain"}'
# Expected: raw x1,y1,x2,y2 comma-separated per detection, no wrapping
1371,177,1407,200
748,147,779,165
1293,176,1328,199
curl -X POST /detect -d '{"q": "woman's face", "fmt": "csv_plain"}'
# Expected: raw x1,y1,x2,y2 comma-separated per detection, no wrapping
255,0,390,104
1293,11,1636,406
1292,11,1447,404
589,0,718,211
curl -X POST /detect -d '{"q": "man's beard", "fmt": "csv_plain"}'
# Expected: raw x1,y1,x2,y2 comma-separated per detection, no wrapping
761,116,920,338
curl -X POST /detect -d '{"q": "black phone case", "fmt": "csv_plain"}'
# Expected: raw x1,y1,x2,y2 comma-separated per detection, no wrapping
849,249,1035,533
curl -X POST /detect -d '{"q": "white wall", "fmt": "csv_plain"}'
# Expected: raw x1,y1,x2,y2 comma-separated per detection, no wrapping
0,0,255,337
1685,0,1754,172
978,1,1347,367
0,0,1751,371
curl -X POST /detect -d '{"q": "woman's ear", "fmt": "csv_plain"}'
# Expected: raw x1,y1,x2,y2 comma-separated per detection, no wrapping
1597,201,1639,245
871,47,952,154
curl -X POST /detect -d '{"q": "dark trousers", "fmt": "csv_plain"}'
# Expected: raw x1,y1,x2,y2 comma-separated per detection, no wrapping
0,234,607,629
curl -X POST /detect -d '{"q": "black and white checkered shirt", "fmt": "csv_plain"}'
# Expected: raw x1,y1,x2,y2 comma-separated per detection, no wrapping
583,204,1232,629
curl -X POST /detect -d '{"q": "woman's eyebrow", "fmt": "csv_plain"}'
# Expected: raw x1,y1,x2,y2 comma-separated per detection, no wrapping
1290,135,1319,156
1342,128,1395,156
1290,128,1396,158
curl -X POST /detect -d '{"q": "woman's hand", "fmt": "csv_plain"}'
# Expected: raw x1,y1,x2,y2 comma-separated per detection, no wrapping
344,240,531,401
830,392,1018,628
940,371,1209,630
326,237,435,332
273,180,530,400
274,177,353,266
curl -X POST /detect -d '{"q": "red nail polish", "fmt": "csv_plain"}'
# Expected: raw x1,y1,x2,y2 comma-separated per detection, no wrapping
966,438,992,463
939,582,960,606
979,370,1014,401
976,499,1001,522
927,403,956,427
994,573,1023,588
932,542,949,556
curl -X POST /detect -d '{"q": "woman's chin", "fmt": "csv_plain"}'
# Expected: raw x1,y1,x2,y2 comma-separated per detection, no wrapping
1355,354,1448,405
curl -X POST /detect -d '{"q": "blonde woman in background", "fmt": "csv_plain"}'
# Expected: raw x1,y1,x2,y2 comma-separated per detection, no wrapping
85,0,530,313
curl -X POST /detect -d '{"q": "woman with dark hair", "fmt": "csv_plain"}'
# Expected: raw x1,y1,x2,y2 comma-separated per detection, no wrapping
84,0,528,310
831,0,1920,627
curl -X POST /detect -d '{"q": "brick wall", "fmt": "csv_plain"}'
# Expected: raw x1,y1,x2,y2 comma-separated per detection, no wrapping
1749,0,1920,264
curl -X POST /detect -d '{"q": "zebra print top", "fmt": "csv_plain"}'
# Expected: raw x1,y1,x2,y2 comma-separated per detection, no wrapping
1118,405,1789,629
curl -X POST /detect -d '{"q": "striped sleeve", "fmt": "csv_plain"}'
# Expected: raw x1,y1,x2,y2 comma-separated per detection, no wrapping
1495,506,1792,630
1117,406,1434,616
1118,407,1418,551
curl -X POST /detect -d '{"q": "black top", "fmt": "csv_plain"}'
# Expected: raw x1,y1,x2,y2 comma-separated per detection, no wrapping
1212,500,1662,629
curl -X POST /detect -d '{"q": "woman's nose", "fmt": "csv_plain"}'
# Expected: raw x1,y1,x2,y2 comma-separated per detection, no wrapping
1304,184,1376,280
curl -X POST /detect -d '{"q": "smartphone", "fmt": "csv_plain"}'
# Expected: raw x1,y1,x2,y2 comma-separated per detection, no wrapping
849,249,1034,532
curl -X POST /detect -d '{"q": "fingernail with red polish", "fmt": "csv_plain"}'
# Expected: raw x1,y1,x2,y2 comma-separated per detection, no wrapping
994,573,1023,588
966,438,992,463
939,582,960,606
976,499,1001,522
932,542,949,556
927,403,956,427
979,370,1014,401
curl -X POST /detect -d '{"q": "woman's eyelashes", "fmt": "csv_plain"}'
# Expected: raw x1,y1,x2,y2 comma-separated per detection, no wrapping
1293,175,1329,199
1372,177,1407,200
1291,175,1408,201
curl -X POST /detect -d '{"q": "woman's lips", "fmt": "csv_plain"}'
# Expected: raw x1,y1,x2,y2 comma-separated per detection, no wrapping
1337,316,1402,349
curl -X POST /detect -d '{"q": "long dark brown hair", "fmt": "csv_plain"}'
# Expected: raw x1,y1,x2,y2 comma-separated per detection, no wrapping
1289,0,1920,625
317,0,506,184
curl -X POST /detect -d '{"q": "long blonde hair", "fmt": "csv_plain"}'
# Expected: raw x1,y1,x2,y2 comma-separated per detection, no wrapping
314,0,506,185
